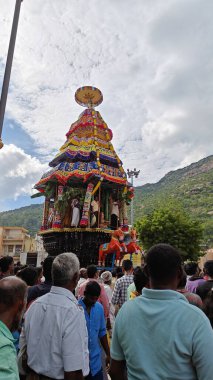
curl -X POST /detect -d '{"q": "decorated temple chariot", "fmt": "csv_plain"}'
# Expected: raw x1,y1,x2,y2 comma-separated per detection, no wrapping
35,86,141,267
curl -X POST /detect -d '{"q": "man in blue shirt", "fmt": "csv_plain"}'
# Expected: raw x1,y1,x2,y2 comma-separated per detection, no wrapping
110,244,213,380
79,281,110,380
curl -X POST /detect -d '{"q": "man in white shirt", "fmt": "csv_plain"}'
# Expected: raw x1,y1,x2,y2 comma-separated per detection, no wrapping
21,252,89,380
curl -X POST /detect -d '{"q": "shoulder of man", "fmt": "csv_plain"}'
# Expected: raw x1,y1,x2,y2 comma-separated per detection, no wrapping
100,282,107,291
0,331,15,349
0,330,17,368
176,295,211,325
27,284,39,300
95,301,104,312
115,277,123,285
79,279,88,290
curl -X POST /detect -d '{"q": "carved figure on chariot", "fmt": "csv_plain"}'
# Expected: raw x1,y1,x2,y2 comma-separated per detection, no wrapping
98,228,143,267
126,228,141,254
33,86,139,267
98,229,127,267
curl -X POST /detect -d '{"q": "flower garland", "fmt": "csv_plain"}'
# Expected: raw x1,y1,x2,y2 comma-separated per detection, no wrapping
122,186,134,205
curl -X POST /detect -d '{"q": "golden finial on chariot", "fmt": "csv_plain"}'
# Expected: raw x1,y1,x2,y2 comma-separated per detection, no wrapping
75,86,103,108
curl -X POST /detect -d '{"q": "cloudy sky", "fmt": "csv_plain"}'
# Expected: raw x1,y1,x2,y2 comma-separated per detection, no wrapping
0,0,213,211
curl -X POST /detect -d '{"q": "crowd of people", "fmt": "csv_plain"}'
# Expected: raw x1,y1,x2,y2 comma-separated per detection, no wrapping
0,245,213,380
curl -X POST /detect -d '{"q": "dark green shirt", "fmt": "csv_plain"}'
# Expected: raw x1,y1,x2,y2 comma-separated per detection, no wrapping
0,320,19,380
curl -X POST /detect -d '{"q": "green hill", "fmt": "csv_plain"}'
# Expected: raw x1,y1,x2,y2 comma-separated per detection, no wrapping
134,155,213,247
0,204,43,236
0,155,212,244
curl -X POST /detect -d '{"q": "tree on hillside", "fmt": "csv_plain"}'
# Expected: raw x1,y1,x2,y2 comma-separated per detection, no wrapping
136,204,203,261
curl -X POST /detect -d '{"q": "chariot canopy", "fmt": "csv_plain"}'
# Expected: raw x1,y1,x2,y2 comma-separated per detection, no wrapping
34,87,134,266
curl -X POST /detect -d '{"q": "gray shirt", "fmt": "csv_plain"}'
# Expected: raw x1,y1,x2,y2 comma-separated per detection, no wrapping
22,286,89,379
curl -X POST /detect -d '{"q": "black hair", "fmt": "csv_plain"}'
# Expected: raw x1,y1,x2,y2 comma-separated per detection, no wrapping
177,271,187,288
112,267,122,278
0,277,27,309
133,266,141,275
0,256,14,273
122,259,133,272
36,266,42,276
204,261,213,278
16,267,38,286
133,267,148,293
184,262,198,276
43,256,54,282
146,244,182,283
203,289,213,328
14,265,27,275
87,265,98,278
14,266,22,275
111,269,117,278
84,281,101,297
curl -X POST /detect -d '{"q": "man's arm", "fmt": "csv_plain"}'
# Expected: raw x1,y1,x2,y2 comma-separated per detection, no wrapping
100,284,110,318
109,359,127,380
64,370,84,380
100,334,110,367
111,280,120,316
111,280,120,306
99,304,110,366
77,282,85,300
62,309,88,377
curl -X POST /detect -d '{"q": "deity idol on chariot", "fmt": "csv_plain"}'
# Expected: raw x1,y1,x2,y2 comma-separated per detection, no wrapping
34,86,141,267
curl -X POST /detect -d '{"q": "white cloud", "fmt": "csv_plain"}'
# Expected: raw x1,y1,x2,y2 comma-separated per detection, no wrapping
0,0,213,192
0,144,47,200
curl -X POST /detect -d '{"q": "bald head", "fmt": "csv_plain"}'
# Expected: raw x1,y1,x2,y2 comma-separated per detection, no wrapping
0,276,27,311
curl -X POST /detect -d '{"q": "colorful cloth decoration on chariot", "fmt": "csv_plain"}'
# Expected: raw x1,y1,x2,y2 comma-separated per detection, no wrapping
35,90,126,191
80,183,94,227
34,87,134,236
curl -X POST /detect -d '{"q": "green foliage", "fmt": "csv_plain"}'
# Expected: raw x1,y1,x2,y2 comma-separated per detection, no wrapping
0,155,212,241
136,203,203,261
55,187,85,219
134,155,213,248
45,183,56,199
119,187,134,205
0,204,43,236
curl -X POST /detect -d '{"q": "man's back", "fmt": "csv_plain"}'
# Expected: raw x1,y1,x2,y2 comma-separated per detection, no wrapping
111,288,213,380
24,286,89,379
111,274,134,307
27,281,52,304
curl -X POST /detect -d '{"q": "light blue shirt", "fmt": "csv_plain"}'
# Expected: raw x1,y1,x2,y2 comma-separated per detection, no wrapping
22,286,89,379
78,299,106,376
111,288,213,380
